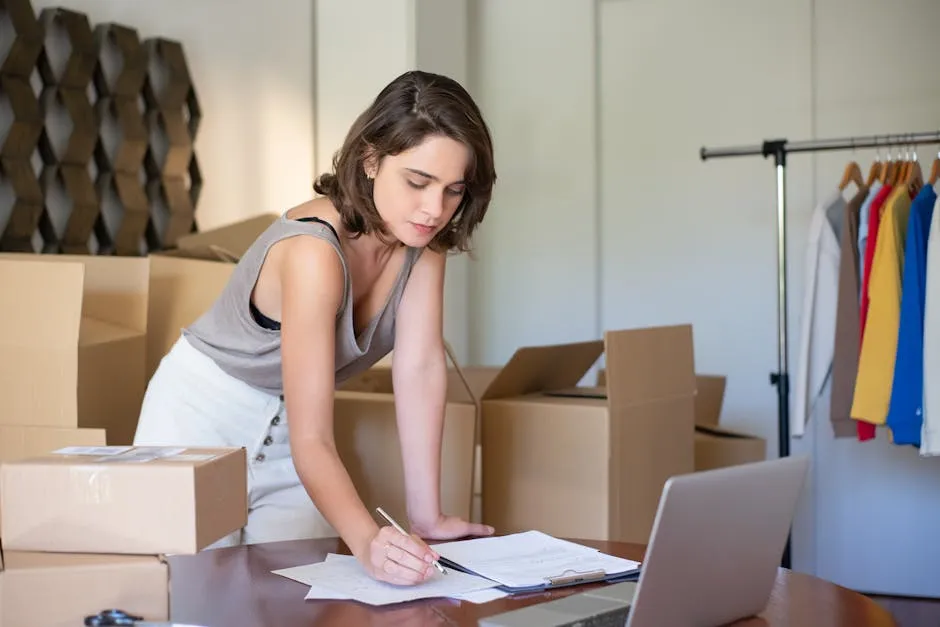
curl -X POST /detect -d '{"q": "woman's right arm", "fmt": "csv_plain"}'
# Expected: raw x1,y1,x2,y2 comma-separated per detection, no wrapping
277,235,438,585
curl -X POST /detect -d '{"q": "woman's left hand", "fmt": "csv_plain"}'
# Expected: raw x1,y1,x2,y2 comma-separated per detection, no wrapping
411,514,495,541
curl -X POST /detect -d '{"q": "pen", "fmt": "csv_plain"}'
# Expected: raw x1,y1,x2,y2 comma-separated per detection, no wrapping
375,506,447,575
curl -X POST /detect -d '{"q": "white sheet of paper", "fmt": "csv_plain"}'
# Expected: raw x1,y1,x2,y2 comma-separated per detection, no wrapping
432,531,641,590
272,553,499,605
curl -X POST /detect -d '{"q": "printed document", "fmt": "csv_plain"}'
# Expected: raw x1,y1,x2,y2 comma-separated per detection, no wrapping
432,531,641,591
272,553,502,605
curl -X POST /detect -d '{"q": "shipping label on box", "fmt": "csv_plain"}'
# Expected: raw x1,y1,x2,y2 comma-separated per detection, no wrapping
0,446,247,555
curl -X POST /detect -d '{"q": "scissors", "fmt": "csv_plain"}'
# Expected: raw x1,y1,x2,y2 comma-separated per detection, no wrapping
84,609,205,626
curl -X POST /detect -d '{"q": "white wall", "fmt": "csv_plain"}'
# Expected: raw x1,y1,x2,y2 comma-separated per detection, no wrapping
469,0,940,597
467,1,600,368
314,0,473,365
31,0,316,232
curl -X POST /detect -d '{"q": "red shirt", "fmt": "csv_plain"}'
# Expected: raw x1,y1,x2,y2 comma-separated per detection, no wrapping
855,184,893,441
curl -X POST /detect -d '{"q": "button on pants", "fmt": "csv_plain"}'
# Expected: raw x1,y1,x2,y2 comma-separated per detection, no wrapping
134,335,336,548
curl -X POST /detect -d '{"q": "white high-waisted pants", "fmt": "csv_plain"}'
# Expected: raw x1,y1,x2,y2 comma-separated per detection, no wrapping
134,334,337,548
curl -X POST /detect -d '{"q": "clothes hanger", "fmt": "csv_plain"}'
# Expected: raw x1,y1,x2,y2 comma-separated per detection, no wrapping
839,157,865,191
898,145,914,186
892,142,907,186
904,140,924,194
879,147,895,184
928,145,939,187
866,141,882,187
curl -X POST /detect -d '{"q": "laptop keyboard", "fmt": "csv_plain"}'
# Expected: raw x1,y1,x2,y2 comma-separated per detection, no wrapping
477,582,637,627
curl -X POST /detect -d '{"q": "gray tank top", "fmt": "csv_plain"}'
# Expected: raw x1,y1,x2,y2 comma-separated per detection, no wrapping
182,213,423,396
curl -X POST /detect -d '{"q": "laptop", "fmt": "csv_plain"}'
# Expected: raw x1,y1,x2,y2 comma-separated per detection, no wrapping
478,455,810,627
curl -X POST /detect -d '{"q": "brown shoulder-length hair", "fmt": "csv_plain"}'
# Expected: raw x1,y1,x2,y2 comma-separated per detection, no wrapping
313,70,496,254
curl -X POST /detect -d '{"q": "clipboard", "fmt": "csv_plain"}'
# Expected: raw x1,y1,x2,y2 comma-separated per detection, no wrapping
433,532,643,595
437,557,641,593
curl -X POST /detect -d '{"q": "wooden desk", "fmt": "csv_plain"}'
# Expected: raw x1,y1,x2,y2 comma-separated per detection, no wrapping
167,537,897,626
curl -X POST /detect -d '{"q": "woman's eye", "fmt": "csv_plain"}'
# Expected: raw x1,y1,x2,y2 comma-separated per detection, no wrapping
407,180,427,189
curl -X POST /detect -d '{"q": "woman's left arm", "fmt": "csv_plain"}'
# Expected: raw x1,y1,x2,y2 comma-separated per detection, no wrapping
392,249,494,540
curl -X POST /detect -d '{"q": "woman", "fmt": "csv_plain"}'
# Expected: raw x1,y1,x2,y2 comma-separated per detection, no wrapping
134,70,497,586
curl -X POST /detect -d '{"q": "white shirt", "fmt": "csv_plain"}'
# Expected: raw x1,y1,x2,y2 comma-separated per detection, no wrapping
792,189,845,437
921,192,940,455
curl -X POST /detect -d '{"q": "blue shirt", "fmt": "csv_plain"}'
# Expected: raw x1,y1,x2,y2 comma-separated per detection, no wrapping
886,184,938,445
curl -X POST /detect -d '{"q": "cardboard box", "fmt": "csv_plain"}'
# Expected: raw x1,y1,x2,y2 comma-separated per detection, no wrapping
334,348,480,526
338,360,500,525
0,446,247,554
481,325,697,545
0,551,168,626
146,213,279,380
0,425,107,529
692,375,766,471
0,254,149,445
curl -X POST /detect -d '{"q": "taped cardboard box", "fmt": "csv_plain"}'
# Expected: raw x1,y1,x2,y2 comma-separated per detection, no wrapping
0,425,107,530
0,446,247,555
147,213,279,380
0,254,149,445
0,551,168,627
335,345,488,526
481,325,697,545
692,375,766,471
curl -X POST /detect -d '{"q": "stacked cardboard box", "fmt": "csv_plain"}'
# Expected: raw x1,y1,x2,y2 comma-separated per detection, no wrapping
0,445,247,625
0,254,150,446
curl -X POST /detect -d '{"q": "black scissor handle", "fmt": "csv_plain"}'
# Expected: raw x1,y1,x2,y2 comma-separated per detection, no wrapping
84,609,144,626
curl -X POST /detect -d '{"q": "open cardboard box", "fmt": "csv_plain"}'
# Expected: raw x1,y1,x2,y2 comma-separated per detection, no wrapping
146,213,279,379
597,370,766,470
480,324,697,545
335,344,484,526
690,375,766,470
0,254,149,445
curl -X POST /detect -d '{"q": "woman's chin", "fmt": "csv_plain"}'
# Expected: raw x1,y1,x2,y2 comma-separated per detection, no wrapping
391,222,437,247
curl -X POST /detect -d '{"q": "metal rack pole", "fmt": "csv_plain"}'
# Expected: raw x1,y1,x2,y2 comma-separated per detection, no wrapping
698,130,940,571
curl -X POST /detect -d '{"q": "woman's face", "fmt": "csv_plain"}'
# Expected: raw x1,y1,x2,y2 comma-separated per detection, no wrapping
367,134,470,248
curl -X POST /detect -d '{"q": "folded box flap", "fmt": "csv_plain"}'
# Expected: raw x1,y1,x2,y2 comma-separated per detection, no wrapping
176,213,279,261
695,424,759,440
60,255,149,333
481,340,604,400
604,324,696,407
0,257,83,347
694,375,726,427
0,253,149,333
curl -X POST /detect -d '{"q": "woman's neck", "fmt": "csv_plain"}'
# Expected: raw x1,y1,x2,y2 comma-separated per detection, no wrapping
342,230,400,267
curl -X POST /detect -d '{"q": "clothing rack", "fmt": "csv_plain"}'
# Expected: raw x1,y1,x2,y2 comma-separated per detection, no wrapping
699,130,940,569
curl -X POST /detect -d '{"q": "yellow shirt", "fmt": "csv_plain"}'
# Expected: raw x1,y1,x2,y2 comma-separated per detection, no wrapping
851,186,912,425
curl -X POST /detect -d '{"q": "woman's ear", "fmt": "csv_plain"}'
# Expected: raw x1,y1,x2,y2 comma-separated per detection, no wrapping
362,145,379,179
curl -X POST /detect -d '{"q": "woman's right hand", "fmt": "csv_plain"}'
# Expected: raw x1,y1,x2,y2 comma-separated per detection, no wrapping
361,525,440,585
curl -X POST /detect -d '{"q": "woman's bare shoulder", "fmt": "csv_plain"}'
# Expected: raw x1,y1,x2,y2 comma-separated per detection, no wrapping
284,197,342,233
